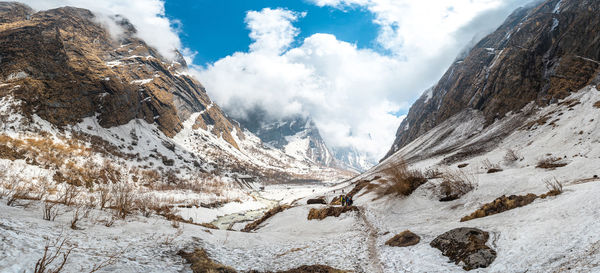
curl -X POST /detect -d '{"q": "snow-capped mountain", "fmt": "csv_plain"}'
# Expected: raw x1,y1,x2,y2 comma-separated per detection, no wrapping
331,146,375,173
236,110,373,172
236,112,336,167
0,2,351,191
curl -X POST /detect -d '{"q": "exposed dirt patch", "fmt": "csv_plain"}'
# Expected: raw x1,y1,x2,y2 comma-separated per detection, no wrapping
430,228,496,271
307,206,358,220
457,163,469,168
242,205,291,232
385,230,420,247
594,101,600,108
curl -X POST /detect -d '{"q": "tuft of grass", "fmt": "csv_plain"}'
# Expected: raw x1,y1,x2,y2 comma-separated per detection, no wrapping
438,169,477,201
540,177,563,197
593,101,600,108
378,160,427,197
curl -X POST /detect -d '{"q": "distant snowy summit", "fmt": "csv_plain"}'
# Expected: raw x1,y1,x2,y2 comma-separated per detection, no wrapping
236,110,374,172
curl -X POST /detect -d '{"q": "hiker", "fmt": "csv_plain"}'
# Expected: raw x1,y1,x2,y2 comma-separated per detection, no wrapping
341,195,345,206
347,195,353,206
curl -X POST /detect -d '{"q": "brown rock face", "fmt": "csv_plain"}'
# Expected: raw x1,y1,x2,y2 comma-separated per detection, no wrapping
385,230,420,247
0,3,242,147
385,0,600,160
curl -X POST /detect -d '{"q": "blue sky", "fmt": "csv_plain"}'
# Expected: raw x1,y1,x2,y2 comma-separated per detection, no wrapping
164,0,379,66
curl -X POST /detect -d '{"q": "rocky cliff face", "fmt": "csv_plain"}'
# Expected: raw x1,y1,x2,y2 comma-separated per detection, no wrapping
384,0,600,160
0,3,242,146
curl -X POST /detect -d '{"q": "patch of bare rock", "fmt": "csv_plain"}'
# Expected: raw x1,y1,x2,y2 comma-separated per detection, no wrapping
430,227,496,271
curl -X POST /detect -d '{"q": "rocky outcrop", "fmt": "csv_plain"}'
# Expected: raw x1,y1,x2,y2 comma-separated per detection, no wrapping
385,0,600,160
307,206,358,220
430,228,496,271
385,230,420,247
0,3,242,146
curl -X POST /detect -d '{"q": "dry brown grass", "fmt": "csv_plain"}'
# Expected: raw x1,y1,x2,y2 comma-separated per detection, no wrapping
438,169,477,201
307,206,358,220
593,101,600,108
536,156,568,169
461,193,538,222
541,177,564,197
503,149,521,163
378,160,427,197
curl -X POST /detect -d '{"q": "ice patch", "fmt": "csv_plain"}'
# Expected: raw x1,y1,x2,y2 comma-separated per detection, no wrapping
6,71,28,81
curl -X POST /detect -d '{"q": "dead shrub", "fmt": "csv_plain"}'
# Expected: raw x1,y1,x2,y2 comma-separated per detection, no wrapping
97,184,112,210
378,161,427,196
135,193,155,217
58,183,81,206
112,182,134,219
481,159,502,173
438,170,477,201
541,177,563,197
34,236,73,273
425,168,443,179
43,201,62,221
70,206,87,230
536,156,567,169
503,149,521,163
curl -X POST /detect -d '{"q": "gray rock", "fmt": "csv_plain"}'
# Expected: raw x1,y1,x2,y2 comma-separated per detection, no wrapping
430,227,496,271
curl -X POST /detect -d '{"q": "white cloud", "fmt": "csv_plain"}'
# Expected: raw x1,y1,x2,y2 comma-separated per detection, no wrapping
245,8,304,55
195,8,409,161
19,0,183,60
195,1,537,161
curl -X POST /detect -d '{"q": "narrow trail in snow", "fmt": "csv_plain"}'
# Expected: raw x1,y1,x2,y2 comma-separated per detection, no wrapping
358,207,384,273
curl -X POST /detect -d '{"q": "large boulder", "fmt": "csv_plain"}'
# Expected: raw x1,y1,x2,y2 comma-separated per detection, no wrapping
385,230,420,247
430,227,496,271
